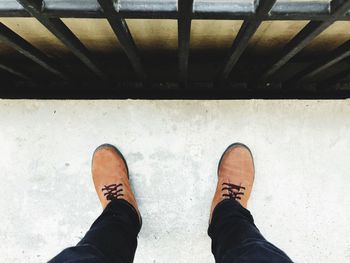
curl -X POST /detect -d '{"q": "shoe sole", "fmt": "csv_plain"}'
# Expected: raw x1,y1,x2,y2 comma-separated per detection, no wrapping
92,143,130,179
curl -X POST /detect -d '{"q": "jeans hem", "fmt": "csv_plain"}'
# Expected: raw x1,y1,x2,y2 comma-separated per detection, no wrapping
208,199,254,237
104,199,142,231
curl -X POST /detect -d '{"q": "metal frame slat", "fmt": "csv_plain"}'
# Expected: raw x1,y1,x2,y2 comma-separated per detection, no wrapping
217,0,277,82
97,0,147,82
15,0,107,80
0,22,66,79
317,67,350,91
260,0,350,82
0,62,31,80
296,40,350,83
178,0,193,88
260,21,331,81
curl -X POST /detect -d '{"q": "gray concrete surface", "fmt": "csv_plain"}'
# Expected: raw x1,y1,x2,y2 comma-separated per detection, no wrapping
0,100,349,263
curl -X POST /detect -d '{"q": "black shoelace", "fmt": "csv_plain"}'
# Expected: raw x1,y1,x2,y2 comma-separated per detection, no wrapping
222,183,245,200
102,183,123,200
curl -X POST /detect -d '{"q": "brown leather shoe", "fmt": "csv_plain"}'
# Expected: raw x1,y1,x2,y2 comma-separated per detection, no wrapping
210,143,255,222
92,144,140,220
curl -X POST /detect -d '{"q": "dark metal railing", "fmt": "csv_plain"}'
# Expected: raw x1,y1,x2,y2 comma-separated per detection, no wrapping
0,0,350,98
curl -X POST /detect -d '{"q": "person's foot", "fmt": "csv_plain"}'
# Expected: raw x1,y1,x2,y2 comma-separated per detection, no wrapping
92,144,140,219
210,143,255,222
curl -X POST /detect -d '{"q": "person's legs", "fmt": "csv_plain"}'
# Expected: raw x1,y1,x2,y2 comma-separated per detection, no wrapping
49,144,142,263
208,143,292,263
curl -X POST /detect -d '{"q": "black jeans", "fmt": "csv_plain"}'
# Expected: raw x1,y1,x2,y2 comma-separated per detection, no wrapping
50,199,292,263
208,199,292,263
49,199,141,263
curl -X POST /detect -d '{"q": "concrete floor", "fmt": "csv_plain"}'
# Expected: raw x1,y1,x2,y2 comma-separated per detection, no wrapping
0,100,349,263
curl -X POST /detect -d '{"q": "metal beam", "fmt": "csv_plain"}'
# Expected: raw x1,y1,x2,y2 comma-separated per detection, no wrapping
2,0,349,20
316,67,350,91
217,0,277,82
295,40,350,83
97,0,147,81
3,81,350,99
0,22,66,79
0,62,31,80
16,0,107,80
260,0,350,81
178,0,194,88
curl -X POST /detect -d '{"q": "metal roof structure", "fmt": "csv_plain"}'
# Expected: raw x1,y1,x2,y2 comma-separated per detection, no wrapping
1,0,350,98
